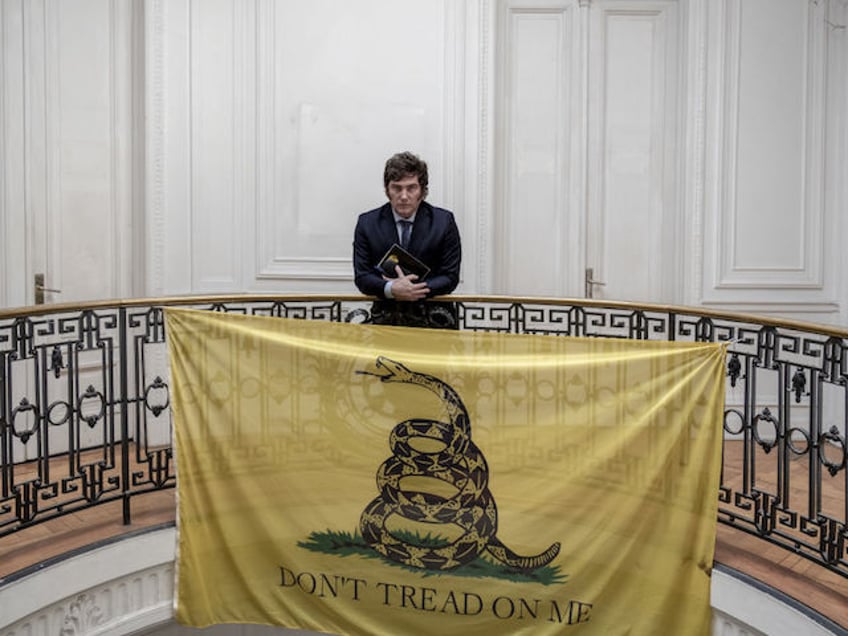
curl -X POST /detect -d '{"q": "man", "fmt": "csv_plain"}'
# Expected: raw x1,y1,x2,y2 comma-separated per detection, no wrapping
353,152,461,328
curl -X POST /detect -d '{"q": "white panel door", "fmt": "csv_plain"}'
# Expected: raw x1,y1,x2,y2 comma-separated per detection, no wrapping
495,0,683,303
584,0,681,303
1,0,137,309
495,0,583,298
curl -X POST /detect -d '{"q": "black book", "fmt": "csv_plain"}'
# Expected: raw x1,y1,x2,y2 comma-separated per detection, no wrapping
377,243,431,279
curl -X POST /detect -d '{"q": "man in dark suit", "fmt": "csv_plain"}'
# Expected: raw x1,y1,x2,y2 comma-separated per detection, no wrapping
353,152,461,328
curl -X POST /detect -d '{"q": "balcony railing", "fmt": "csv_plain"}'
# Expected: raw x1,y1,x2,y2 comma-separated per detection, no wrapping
1,295,846,581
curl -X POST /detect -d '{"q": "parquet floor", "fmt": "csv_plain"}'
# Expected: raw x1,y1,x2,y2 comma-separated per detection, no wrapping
714,440,848,629
1,443,847,630
0,488,176,581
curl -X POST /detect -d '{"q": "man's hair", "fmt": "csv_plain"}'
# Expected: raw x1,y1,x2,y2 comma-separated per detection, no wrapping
383,152,429,196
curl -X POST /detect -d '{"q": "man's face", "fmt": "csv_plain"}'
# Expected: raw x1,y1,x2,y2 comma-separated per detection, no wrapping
386,174,424,219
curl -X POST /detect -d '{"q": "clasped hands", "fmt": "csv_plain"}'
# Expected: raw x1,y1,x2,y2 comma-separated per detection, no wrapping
386,265,429,301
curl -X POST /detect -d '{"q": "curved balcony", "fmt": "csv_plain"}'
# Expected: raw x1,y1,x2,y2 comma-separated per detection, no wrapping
1,295,847,636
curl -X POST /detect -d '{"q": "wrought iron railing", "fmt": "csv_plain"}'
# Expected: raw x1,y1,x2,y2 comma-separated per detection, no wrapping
1,295,846,580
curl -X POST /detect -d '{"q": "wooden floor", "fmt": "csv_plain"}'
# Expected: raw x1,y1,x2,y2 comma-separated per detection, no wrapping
714,440,848,629
2,443,847,630
0,488,176,581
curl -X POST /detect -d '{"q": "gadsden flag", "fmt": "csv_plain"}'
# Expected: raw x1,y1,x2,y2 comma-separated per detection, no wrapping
165,307,725,635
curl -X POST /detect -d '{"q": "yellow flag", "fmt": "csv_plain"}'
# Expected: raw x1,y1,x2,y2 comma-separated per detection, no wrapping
166,307,725,635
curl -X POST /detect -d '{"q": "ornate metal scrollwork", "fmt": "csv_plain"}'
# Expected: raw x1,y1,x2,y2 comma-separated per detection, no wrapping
818,517,847,567
0,295,846,581
752,408,780,454
77,385,106,428
144,376,170,417
753,491,779,536
11,397,40,444
819,426,846,477
727,353,742,388
791,367,807,403
50,345,65,378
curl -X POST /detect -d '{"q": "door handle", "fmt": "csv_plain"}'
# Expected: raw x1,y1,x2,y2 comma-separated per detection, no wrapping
585,267,606,299
34,273,62,305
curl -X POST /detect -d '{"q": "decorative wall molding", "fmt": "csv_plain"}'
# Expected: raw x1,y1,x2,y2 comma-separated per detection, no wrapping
145,0,167,296
254,0,276,287
475,0,494,294
189,0,243,292
574,0,590,299
60,594,106,636
710,567,841,636
132,1,475,292
45,0,61,296
716,0,826,288
231,0,253,291
1,528,176,636
443,0,484,293
110,0,131,298
702,0,839,312
236,1,471,291
682,0,710,306
21,0,46,302
0,2,8,307
144,0,193,296
829,0,848,326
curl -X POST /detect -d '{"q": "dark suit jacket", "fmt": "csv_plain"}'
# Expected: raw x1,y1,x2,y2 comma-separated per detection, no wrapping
353,202,461,299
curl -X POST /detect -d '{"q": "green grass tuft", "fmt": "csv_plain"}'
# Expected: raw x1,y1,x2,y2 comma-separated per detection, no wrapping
297,529,567,586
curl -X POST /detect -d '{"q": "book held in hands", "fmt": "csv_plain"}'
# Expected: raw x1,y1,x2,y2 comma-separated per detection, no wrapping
377,243,430,279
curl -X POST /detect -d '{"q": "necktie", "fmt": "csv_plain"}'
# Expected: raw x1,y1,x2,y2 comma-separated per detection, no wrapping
399,220,412,249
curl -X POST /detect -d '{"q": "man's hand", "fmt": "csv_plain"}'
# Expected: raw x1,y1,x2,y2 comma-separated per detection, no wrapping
387,265,429,301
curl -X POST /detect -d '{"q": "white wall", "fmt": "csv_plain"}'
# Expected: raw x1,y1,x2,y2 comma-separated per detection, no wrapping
1,3,847,632
699,0,847,322
1,0,846,324
144,0,479,296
